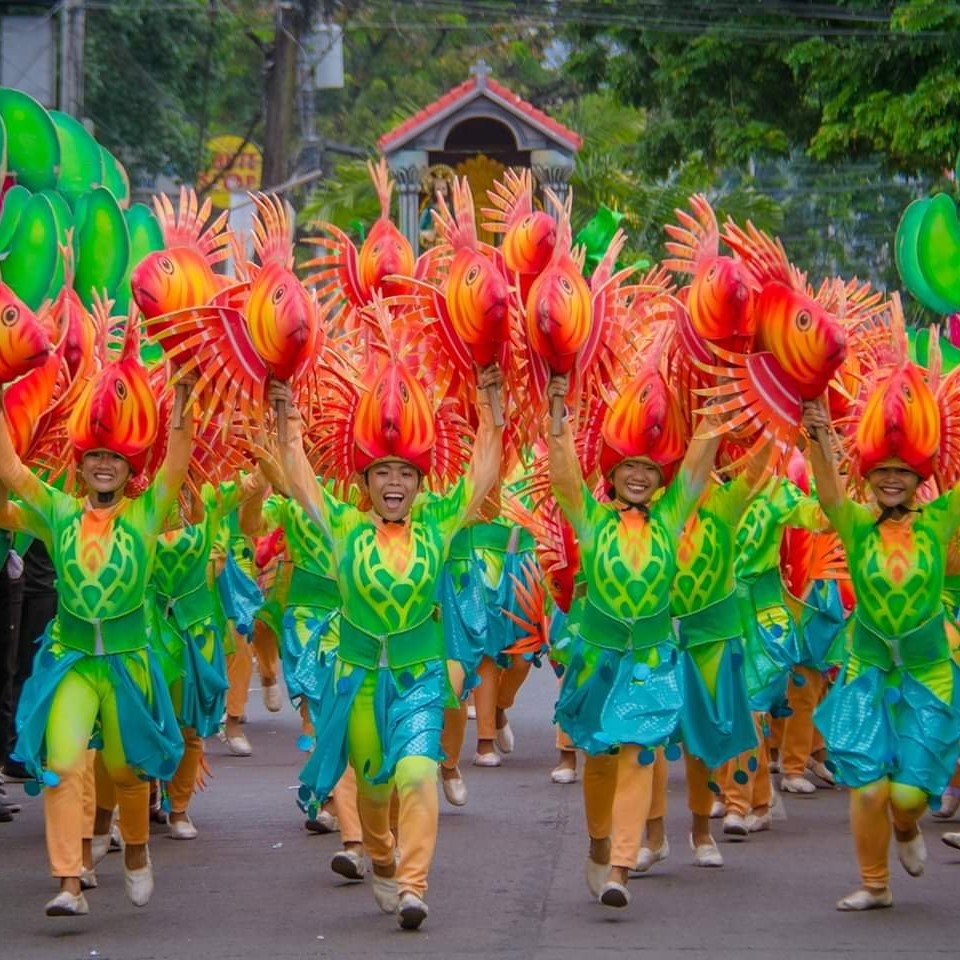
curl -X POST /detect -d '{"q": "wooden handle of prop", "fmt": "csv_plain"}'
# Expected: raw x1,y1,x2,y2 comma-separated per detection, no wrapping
487,384,504,428
550,394,564,437
173,382,188,430
275,398,288,444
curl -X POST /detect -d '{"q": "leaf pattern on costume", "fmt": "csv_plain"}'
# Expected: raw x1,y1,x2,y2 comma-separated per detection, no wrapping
281,499,336,578
155,523,209,596
60,519,144,619
672,509,731,615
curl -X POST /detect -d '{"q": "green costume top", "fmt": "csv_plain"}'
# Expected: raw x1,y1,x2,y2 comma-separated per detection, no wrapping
307,476,475,670
12,475,180,656
672,479,748,616
555,474,697,646
735,477,825,594
826,492,960,669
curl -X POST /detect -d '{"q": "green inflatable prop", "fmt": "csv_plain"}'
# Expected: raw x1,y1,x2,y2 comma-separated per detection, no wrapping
0,88,59,192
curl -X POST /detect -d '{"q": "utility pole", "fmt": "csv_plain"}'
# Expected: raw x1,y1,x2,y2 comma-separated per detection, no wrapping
59,0,85,118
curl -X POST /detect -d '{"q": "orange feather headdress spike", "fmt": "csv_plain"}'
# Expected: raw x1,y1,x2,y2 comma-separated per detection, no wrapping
67,310,159,475
856,361,940,480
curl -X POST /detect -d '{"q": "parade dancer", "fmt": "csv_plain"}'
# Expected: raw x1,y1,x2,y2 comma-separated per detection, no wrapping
0,326,194,917
803,363,960,911
548,368,721,910
272,349,504,930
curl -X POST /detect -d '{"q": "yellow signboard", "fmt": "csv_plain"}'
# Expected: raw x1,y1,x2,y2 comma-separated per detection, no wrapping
200,134,263,208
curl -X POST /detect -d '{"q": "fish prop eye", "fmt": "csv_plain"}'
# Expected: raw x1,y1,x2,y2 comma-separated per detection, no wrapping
1,305,18,327
272,285,286,304
795,309,811,332
115,379,127,399
159,256,175,275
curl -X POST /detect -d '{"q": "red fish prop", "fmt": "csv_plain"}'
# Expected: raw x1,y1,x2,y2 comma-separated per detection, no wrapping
0,281,53,384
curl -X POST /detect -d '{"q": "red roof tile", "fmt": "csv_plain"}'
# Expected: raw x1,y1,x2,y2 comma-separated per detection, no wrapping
377,75,582,152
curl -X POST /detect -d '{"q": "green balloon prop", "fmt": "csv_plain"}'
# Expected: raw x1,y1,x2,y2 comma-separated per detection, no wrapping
100,146,130,210
576,205,625,275
0,115,7,189
0,184,31,254
74,187,130,308
50,110,104,206
895,198,959,315
916,193,960,309
113,203,163,314
0,87,59,192
0,192,58,308
910,326,960,375
37,189,74,301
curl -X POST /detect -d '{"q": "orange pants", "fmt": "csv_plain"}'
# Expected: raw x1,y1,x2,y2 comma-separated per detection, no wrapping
225,623,280,718
767,715,785,755
167,728,204,815
850,779,927,888
474,655,531,740
781,666,826,777
644,749,713,820
440,702,468,771
722,714,772,816
583,746,653,869
329,766,363,845
647,748,669,820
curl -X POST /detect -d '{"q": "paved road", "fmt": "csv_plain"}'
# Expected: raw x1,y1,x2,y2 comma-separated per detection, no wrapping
3,666,960,959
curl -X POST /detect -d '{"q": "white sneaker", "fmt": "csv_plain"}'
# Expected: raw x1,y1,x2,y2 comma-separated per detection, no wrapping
45,890,89,917
495,721,515,754
80,868,98,890
632,838,670,874
768,758,782,774
690,835,724,868
746,811,772,833
942,831,960,850
599,880,630,908
305,809,339,834
709,799,727,818
897,830,926,877
331,849,367,882
371,871,399,913
168,814,198,840
466,703,476,720
226,732,252,757
807,757,836,786
585,857,609,897
124,850,154,907
836,887,893,911
441,773,468,807
551,764,577,784
781,775,816,795
397,891,428,930
472,751,501,768
262,683,282,713
723,813,749,838
770,788,788,821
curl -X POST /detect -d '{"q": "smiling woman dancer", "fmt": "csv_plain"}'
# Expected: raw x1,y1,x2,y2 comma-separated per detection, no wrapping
270,356,503,931
0,339,194,917
548,368,721,910
803,364,960,911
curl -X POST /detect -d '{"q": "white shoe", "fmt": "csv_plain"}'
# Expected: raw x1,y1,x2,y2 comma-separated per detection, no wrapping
836,887,893,911
897,830,926,877
91,833,111,865
781,775,816,795
226,732,252,757
45,890,89,917
942,831,960,850
305,809,339,834
371,871,399,913
709,799,727,818
441,772,468,807
80,868,98,890
746,811,772,833
397,891,428,930
495,721,515,754
934,791,960,819
168,814,198,840
331,849,367,882
632,838,670,874
551,764,577,784
807,757,836,786
585,857,609,897
690,835,724,868
768,758,782,774
124,850,154,907
472,751,501,768
262,683,282,713
770,788,788,821
599,880,630,908
466,703,476,720
723,813,749,838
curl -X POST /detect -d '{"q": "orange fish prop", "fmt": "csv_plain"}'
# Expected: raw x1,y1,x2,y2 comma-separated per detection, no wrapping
245,194,320,382
856,362,939,479
358,158,415,300
0,282,53,384
483,167,556,278
68,316,159,475
599,364,688,483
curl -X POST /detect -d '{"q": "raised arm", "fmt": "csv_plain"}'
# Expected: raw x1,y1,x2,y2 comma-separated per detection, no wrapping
152,375,198,521
801,397,845,511
0,393,43,504
546,374,586,519
679,417,723,501
461,364,506,523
